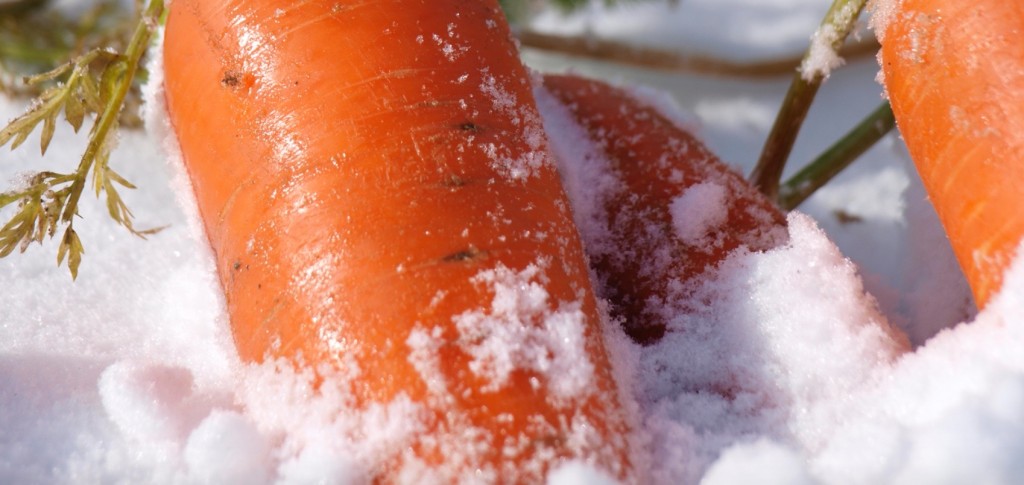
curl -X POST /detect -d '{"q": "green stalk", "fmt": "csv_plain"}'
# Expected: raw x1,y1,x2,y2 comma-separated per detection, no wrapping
61,0,163,224
748,0,869,201
778,102,896,211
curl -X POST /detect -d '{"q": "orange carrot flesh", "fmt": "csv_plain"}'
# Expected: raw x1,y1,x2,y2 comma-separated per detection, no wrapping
542,74,787,344
163,0,633,480
880,0,1024,307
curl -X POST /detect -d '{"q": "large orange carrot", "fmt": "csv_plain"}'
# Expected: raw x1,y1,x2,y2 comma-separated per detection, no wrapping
878,0,1024,307
162,0,633,480
541,74,787,344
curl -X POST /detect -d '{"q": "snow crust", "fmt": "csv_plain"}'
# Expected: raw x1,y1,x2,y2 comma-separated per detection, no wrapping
1,0,1012,484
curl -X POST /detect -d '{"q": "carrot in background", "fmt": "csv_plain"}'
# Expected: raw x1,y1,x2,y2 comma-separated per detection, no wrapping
877,0,1024,307
162,0,634,480
541,74,787,344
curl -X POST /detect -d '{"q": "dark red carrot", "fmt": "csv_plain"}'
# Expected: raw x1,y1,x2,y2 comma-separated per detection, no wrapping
541,74,787,344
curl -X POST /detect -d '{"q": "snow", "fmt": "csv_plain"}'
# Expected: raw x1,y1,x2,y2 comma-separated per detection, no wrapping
668,182,730,245
2,0,1015,483
453,260,595,401
799,1,862,81
478,69,550,181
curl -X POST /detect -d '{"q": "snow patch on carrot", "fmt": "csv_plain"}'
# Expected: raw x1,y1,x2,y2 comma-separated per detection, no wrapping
454,261,595,401
669,181,729,246
406,325,449,397
432,22,469,62
479,71,549,180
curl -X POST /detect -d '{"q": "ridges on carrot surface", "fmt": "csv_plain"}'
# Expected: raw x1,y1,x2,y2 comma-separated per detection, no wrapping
162,0,635,481
538,74,787,344
877,0,1024,308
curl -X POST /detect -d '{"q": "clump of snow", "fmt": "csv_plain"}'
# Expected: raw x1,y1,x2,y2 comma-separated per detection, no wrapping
454,260,594,402
801,24,846,81
800,1,862,81
547,460,621,485
237,359,426,483
183,410,270,484
669,181,729,245
702,439,814,485
867,0,903,43
637,213,910,482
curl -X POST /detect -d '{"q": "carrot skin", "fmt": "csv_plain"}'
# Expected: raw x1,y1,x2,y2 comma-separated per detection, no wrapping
542,74,787,344
880,0,1024,307
163,0,634,480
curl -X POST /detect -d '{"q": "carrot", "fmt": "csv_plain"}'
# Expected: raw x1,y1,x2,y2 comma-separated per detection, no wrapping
877,0,1024,307
540,74,787,344
161,0,634,481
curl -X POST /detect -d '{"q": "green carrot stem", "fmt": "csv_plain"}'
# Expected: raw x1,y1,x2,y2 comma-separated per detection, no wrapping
62,0,163,223
748,0,869,201
778,102,896,210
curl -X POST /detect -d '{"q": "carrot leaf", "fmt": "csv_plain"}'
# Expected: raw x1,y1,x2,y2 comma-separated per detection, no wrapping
0,0,164,278
0,0,138,97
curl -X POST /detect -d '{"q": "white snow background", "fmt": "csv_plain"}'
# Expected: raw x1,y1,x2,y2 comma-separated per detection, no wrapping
3,0,1021,483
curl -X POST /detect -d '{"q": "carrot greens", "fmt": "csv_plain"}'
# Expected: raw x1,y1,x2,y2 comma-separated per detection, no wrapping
0,0,163,278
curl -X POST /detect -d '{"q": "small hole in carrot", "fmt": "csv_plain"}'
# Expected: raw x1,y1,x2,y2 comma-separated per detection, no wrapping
442,174,467,188
442,246,486,263
458,121,480,132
